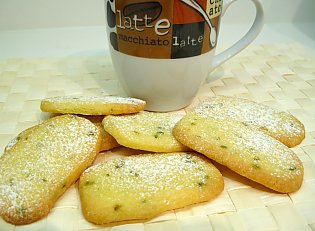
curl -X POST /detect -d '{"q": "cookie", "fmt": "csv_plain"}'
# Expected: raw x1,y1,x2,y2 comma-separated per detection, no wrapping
84,116,120,152
102,111,189,152
195,95,305,147
40,95,146,115
173,112,304,193
79,152,224,224
0,115,102,225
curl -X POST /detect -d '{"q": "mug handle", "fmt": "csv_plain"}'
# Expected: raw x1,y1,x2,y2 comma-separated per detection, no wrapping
211,0,264,69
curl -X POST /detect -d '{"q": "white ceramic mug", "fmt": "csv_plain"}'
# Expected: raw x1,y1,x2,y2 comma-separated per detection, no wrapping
105,0,264,111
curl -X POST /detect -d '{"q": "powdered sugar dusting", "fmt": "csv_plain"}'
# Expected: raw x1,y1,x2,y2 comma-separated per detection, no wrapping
46,95,145,105
102,111,188,152
80,152,224,224
195,95,305,147
173,112,304,193
41,96,146,115
0,115,100,224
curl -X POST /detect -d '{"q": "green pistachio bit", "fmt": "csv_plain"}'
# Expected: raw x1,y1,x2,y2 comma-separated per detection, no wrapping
9,178,14,186
129,170,139,177
183,154,193,163
252,163,260,169
241,122,248,126
259,126,269,131
133,130,140,134
85,180,95,186
17,206,27,216
87,130,96,136
115,160,125,169
154,131,164,138
42,178,47,182
220,145,228,149
198,181,206,187
157,125,166,129
114,204,122,211
204,104,215,109
253,156,260,161
190,122,196,126
289,166,296,171
197,175,209,187
61,182,67,188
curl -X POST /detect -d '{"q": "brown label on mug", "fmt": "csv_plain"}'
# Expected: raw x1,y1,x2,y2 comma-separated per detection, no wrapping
106,0,222,59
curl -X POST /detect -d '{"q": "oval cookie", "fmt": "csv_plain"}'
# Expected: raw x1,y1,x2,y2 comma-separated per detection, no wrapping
102,111,189,152
79,152,224,224
173,112,304,193
0,115,102,225
40,95,146,115
195,95,305,147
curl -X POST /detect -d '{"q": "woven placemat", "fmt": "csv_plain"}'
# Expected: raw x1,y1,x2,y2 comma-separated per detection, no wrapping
0,43,315,231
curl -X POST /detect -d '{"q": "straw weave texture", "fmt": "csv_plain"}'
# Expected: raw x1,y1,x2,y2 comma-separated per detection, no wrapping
0,43,315,231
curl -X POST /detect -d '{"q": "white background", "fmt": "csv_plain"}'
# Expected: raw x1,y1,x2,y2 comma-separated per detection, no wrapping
0,0,314,58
